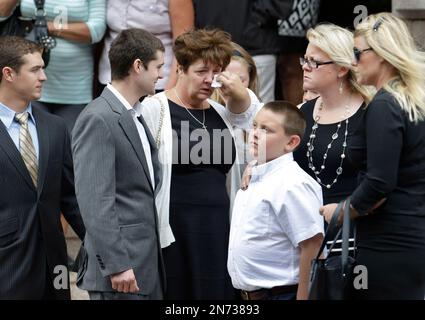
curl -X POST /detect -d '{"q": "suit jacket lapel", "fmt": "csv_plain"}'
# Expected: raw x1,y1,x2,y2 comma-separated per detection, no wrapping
101,89,155,193
0,120,36,190
33,108,49,198
119,114,155,192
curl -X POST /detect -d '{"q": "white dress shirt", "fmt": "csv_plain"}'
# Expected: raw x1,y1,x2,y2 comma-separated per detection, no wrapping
227,153,324,291
107,84,155,188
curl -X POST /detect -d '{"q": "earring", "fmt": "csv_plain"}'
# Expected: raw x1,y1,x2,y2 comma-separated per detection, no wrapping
339,80,344,95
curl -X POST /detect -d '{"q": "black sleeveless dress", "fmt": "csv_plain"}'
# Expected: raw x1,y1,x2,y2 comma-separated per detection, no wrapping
162,100,237,300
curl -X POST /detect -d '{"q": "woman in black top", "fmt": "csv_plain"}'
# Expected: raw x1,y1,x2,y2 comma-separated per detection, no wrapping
142,29,261,300
294,24,370,205
322,13,425,299
295,97,365,204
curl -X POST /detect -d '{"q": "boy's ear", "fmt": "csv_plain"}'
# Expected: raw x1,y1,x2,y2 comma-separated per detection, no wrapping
284,135,301,152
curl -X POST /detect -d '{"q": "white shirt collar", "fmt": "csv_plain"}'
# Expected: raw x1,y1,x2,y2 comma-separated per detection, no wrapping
107,83,142,116
251,152,294,181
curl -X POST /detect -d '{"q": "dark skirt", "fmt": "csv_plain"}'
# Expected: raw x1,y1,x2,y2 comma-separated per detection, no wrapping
353,213,425,300
163,170,236,300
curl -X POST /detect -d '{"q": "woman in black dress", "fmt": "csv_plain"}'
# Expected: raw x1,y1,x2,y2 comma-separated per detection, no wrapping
322,13,425,299
141,29,261,299
294,23,371,206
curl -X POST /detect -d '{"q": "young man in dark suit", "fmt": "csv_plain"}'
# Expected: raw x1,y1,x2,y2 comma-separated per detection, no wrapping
72,29,165,300
0,36,85,299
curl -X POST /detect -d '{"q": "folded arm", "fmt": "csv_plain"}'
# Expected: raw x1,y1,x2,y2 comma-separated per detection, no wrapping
47,0,106,43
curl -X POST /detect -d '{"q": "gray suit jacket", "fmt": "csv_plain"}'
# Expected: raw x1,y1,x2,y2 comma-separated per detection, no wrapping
71,88,164,296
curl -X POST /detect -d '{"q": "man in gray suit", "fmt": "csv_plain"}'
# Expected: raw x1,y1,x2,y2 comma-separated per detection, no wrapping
72,29,165,300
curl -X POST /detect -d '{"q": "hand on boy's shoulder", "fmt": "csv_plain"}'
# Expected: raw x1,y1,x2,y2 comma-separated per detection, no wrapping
240,160,257,190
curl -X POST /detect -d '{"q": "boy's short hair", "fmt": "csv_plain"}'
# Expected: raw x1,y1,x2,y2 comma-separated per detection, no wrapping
0,36,43,82
109,28,165,81
262,101,306,140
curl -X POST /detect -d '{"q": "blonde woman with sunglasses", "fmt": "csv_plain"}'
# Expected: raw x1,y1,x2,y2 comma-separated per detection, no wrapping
321,13,425,299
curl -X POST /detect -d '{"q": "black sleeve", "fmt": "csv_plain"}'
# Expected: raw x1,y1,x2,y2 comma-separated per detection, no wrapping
60,126,86,240
251,0,294,27
350,97,404,215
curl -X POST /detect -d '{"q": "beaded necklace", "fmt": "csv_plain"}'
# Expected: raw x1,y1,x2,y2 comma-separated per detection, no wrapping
306,99,352,189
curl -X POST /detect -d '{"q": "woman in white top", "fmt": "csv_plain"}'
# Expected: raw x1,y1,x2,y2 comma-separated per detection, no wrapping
141,29,261,300
99,0,194,91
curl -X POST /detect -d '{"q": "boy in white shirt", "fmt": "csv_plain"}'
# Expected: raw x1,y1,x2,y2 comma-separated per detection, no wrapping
227,101,324,300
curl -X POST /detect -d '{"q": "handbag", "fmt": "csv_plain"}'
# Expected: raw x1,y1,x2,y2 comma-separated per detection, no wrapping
0,0,56,67
25,0,56,67
308,197,357,300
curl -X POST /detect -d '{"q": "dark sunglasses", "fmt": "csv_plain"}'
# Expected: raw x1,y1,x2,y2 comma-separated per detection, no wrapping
353,47,373,62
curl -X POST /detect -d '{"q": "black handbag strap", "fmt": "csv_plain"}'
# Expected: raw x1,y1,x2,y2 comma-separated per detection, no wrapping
31,0,56,51
34,0,45,10
314,200,344,260
341,197,352,278
314,197,354,275
34,0,45,18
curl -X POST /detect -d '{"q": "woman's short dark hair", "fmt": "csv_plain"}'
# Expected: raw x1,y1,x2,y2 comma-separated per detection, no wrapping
0,36,42,82
173,29,233,71
109,28,165,81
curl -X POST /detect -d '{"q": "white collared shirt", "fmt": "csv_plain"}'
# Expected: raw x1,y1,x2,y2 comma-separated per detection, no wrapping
107,83,155,188
227,153,324,291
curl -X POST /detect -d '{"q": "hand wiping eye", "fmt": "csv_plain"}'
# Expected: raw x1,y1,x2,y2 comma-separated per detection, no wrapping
211,74,222,88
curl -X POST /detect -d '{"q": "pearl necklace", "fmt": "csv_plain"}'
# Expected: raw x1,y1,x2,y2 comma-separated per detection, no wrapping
306,100,351,189
173,88,207,130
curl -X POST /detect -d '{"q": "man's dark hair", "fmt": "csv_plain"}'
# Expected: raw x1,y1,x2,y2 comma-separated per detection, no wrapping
0,36,43,82
262,101,306,140
109,28,165,81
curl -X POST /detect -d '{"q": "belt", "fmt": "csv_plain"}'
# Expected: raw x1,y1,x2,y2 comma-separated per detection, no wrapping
240,284,298,300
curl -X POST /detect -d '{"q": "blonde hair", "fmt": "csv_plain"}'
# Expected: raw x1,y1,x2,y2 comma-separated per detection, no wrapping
355,13,425,122
307,23,373,104
230,42,259,96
